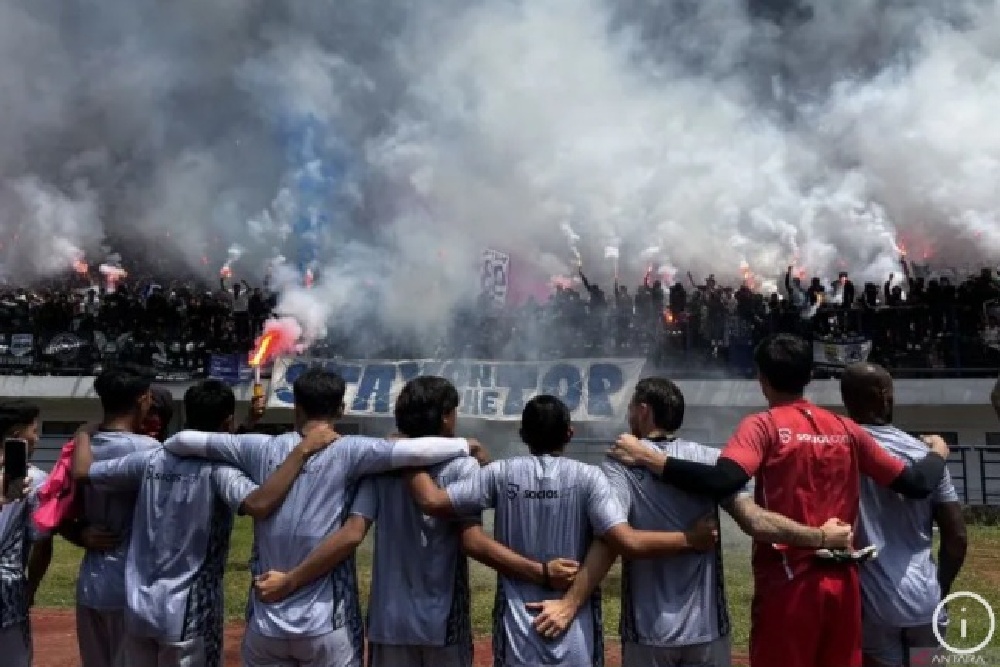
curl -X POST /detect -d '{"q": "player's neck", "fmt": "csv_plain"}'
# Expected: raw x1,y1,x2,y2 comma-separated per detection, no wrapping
101,415,134,432
644,429,674,440
528,448,564,457
300,419,335,436
767,392,804,407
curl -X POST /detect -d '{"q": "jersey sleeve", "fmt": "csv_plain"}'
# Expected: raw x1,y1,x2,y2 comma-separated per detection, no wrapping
720,414,771,477
585,467,628,536
445,461,499,515
344,437,471,478
89,450,153,492
442,457,483,523
932,467,960,504
349,477,377,521
600,459,633,513
847,420,906,487
210,464,258,513
163,431,272,482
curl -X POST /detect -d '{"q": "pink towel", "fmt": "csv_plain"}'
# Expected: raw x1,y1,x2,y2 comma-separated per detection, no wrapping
32,439,79,533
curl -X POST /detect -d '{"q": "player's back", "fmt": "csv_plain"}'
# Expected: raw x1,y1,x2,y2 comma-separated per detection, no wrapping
490,455,617,667
747,400,861,575
603,439,729,647
856,425,955,626
249,434,382,642
78,430,160,610
366,456,479,648
125,449,248,643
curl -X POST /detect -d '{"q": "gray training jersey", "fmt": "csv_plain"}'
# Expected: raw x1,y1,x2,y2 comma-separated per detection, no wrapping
162,431,470,659
446,455,627,667
88,448,256,651
603,438,744,648
359,455,480,649
856,425,959,627
77,431,160,611
0,466,48,630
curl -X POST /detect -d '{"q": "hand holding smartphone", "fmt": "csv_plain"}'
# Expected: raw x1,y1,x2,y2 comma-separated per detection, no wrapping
2,438,28,503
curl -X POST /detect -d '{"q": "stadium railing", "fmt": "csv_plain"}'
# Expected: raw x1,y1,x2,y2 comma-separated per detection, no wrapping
979,446,1000,506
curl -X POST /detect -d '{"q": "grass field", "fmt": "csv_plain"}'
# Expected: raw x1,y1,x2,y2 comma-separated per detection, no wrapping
36,517,1000,652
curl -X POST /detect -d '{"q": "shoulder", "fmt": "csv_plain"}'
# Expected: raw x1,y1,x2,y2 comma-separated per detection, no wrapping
670,439,720,465
132,434,162,451
865,426,921,461
439,455,480,480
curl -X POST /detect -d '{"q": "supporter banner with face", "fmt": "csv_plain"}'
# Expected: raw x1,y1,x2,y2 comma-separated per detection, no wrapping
481,249,510,307
813,339,873,368
0,333,34,373
268,357,645,421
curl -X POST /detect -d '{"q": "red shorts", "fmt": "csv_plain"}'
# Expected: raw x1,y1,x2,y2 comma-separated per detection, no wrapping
750,565,862,667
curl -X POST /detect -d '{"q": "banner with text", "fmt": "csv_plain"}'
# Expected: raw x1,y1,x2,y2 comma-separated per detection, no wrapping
481,249,510,307
0,333,34,373
268,358,645,420
813,339,873,368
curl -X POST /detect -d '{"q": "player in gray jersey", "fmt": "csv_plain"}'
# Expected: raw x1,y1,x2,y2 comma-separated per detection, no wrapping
71,379,339,667
841,364,968,667
72,369,160,667
579,378,852,667
254,377,580,667
0,401,54,667
162,368,479,667
409,395,719,667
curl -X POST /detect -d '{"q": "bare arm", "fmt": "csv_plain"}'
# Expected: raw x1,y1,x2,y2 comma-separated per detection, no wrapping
602,520,715,559
254,514,373,603
70,426,99,481
407,470,455,517
724,496,851,549
459,524,577,590
26,538,53,605
527,539,618,638
933,501,968,598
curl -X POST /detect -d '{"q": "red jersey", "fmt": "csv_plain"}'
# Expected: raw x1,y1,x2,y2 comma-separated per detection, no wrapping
722,398,904,587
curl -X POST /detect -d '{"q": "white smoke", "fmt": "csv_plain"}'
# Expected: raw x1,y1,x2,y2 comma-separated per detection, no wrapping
1,0,1000,342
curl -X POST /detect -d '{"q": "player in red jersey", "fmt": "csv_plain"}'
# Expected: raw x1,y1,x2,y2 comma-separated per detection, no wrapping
610,334,950,667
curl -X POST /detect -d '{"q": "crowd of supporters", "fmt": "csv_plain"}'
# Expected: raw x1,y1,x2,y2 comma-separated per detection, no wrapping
1,252,999,378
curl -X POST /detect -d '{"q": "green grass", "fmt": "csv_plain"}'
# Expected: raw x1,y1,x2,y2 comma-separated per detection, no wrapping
36,521,1000,653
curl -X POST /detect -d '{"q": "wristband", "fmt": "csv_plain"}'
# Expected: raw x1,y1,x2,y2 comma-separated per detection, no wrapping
542,561,551,589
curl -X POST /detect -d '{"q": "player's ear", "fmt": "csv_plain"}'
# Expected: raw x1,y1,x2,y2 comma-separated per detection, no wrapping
567,426,574,442
335,402,345,419
222,415,236,434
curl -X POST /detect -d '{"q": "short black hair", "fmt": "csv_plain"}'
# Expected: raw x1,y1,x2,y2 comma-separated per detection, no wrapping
184,380,236,432
93,369,151,416
0,401,40,440
293,368,346,420
632,378,685,431
395,376,460,438
753,334,813,395
520,395,571,454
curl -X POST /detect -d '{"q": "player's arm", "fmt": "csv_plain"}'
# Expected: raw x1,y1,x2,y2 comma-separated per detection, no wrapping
528,539,618,638
70,425,102,481
851,423,948,498
77,451,151,492
407,462,499,518
608,416,766,501
724,495,853,549
459,522,578,590
351,437,478,477
26,474,53,605
254,479,377,603
930,467,967,598
162,430,274,473
236,428,340,519
584,468,717,559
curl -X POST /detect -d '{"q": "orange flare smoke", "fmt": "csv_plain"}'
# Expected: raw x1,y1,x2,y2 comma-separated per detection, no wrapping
249,332,276,368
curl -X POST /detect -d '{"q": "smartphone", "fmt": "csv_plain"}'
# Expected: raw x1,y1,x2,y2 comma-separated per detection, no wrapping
3,439,28,496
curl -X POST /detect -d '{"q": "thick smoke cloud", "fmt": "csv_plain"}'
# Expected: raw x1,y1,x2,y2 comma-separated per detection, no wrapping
0,0,998,342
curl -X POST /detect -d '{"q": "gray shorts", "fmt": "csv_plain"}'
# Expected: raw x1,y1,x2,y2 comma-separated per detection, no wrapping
862,620,944,667
0,621,31,667
622,636,732,667
367,643,472,667
241,626,359,667
77,606,126,667
121,633,207,667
